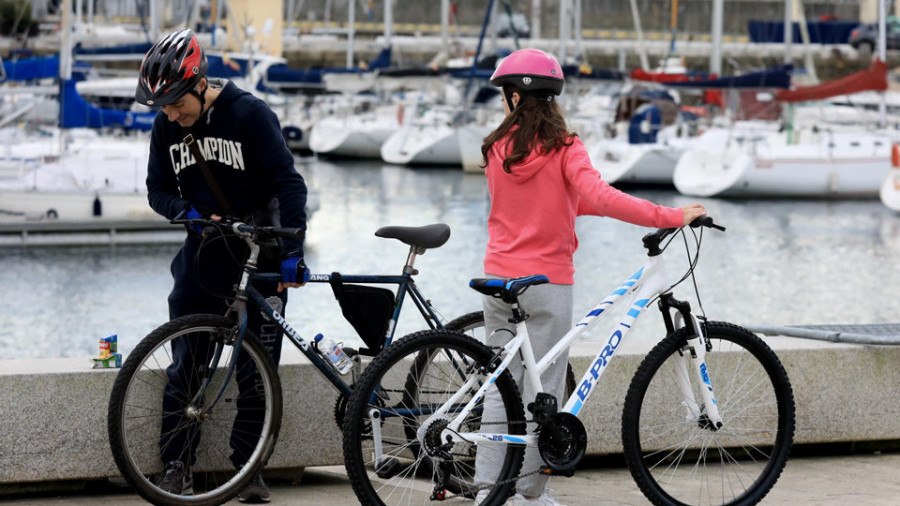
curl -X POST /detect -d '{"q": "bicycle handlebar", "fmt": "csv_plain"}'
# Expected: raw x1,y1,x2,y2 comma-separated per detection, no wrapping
170,210,305,241
690,216,726,232
642,216,725,256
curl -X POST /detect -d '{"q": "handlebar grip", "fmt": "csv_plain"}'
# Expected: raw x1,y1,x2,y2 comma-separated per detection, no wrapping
272,227,305,240
689,216,726,232
235,224,305,240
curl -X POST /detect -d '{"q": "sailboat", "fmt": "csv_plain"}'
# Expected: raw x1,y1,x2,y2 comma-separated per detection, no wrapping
0,127,156,222
673,59,895,198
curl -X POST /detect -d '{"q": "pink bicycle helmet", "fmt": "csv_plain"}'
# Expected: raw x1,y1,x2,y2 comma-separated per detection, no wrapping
489,48,565,96
135,28,208,107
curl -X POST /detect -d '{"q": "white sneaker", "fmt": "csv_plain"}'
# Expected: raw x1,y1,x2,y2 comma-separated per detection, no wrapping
475,488,514,505
511,488,565,506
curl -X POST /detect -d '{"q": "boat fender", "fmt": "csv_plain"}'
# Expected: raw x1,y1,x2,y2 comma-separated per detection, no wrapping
891,143,899,168
93,194,102,217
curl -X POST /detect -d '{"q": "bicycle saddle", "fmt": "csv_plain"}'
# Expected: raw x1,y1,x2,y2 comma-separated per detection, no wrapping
469,275,549,303
375,224,451,249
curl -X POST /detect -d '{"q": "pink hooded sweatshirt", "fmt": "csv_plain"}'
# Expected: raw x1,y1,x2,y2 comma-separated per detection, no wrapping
484,135,683,284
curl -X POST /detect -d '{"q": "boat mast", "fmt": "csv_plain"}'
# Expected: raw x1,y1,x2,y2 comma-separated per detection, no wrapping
441,0,449,49
783,0,794,145
628,0,649,70
530,0,541,40
558,0,570,64
383,0,392,47
783,0,793,65
878,0,887,127
710,0,723,75
464,0,494,102
346,0,355,68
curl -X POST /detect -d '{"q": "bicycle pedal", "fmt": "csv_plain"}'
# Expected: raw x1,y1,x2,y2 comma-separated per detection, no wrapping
539,466,575,477
375,457,403,479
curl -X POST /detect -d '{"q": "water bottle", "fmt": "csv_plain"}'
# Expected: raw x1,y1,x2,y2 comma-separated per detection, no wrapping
313,334,353,375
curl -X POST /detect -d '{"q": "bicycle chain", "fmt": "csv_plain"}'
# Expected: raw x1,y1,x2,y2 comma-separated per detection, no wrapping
434,417,554,502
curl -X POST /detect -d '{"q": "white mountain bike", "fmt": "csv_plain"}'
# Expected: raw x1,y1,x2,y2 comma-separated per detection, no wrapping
341,216,795,506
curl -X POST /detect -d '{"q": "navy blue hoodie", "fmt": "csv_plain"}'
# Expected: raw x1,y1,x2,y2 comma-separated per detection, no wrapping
146,79,307,256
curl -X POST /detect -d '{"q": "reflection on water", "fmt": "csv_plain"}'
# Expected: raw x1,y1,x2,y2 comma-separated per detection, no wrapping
2,158,900,360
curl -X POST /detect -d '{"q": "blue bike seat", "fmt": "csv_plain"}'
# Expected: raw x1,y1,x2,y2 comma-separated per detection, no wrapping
469,275,549,303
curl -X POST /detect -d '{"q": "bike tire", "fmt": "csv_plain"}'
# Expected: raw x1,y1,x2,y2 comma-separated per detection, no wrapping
107,314,283,506
444,310,486,337
343,329,526,505
622,321,795,506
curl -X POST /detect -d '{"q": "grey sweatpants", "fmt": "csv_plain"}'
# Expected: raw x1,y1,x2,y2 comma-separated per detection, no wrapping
474,278,573,497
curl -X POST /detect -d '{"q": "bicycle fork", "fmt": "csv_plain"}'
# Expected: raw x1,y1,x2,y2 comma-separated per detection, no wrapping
659,294,723,431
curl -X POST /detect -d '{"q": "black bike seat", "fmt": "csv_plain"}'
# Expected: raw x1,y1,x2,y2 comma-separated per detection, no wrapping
469,275,549,303
375,223,451,249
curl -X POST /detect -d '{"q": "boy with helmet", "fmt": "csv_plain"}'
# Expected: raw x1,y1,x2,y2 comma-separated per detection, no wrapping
474,48,706,505
136,28,309,503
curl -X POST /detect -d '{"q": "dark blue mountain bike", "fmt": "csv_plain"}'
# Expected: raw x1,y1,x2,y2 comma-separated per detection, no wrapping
106,216,487,506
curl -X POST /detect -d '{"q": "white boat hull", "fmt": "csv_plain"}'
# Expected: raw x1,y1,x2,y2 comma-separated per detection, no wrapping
589,140,685,185
308,115,396,159
457,123,492,173
674,129,893,197
381,124,461,166
0,191,160,222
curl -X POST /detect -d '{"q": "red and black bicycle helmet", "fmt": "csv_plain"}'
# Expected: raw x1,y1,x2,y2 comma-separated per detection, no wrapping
489,48,565,96
135,28,208,107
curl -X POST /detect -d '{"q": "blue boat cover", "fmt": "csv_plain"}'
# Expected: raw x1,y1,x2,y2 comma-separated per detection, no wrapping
59,79,156,130
2,56,60,82
72,41,153,55
628,105,662,144
664,65,792,89
747,20,858,44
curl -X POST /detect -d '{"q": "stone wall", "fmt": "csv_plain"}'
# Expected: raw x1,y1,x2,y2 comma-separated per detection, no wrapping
2,335,899,485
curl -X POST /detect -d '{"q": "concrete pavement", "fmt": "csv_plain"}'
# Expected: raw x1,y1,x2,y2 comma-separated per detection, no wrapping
3,449,899,505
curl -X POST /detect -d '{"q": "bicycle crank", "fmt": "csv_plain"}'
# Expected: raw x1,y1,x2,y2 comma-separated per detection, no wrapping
537,412,587,474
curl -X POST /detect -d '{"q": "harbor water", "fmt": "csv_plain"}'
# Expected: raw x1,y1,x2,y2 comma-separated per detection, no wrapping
2,158,900,361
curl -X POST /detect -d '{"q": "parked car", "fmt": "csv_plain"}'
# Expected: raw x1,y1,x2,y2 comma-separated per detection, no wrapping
848,19,900,52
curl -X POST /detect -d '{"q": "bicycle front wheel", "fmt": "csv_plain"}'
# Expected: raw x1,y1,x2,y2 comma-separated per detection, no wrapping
622,321,794,506
343,329,526,505
107,314,283,506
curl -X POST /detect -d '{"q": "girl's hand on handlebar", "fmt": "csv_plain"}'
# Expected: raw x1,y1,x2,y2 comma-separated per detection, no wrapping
680,203,707,226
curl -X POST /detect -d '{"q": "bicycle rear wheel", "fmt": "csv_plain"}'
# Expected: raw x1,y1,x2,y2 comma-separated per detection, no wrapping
343,329,526,505
622,321,794,506
107,314,283,506
444,310,486,339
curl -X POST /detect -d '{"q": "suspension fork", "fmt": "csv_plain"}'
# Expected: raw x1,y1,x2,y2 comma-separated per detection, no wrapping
658,294,723,430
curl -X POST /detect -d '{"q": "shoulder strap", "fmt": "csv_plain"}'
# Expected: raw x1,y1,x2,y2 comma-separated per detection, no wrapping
183,133,235,216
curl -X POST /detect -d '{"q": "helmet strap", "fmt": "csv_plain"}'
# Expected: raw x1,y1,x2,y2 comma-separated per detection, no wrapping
187,79,208,112
503,89,553,112
503,89,517,112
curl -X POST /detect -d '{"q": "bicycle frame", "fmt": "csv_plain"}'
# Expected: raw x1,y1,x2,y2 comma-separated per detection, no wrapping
433,249,723,449
202,222,453,407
